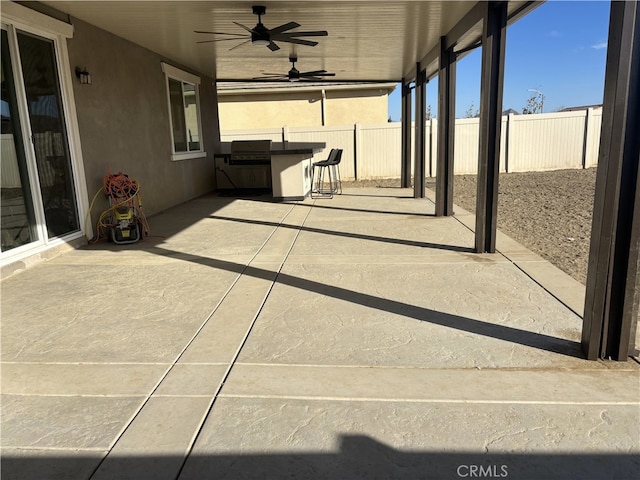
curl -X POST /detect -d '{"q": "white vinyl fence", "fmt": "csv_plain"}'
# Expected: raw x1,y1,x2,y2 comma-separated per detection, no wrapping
221,108,602,181
1,133,62,188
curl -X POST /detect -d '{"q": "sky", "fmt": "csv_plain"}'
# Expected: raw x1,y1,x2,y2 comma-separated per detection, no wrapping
388,0,611,121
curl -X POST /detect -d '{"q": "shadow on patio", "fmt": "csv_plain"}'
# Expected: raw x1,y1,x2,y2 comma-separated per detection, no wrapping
147,245,580,358
3,435,639,480
2,187,638,480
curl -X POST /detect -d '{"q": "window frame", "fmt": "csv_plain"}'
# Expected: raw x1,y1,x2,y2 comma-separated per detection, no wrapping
161,62,206,161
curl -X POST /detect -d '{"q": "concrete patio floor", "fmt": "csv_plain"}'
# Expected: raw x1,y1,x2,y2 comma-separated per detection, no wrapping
2,187,639,480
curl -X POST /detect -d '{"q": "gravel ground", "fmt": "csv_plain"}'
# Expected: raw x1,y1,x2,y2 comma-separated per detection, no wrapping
341,168,597,285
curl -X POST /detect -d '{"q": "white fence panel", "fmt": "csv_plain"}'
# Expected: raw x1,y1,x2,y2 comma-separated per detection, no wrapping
1,134,21,188
428,119,436,177
585,108,602,168
220,110,602,181
501,116,509,173
404,117,504,178
509,111,586,172
359,123,402,178
454,118,479,175
2,133,60,188
288,125,356,179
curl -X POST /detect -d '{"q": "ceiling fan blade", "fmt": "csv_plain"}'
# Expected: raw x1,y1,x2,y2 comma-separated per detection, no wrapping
228,39,252,51
267,41,280,51
233,21,255,33
276,37,318,47
301,73,336,79
276,31,328,38
300,70,328,76
268,21,301,35
196,37,249,44
194,30,248,37
253,75,287,80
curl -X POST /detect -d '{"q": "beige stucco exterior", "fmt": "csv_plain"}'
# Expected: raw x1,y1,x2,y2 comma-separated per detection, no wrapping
67,18,220,225
0,2,221,275
218,83,396,129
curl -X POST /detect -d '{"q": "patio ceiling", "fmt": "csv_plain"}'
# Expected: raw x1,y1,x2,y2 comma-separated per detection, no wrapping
37,0,535,83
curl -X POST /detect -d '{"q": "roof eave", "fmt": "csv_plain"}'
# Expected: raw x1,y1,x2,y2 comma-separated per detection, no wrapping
216,81,398,96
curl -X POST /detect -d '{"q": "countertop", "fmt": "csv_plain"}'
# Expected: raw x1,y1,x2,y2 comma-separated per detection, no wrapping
215,141,326,156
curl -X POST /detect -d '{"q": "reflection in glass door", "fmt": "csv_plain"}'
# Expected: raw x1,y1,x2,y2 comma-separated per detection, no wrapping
1,26,79,254
17,31,79,239
1,29,38,251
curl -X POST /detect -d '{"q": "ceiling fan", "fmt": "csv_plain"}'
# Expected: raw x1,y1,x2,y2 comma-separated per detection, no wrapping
255,56,336,82
195,5,328,52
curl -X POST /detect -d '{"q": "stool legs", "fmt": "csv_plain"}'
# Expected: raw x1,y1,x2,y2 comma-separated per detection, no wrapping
311,163,333,199
331,163,342,194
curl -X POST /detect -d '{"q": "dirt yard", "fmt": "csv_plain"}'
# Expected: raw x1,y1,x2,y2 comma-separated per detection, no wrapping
342,168,597,285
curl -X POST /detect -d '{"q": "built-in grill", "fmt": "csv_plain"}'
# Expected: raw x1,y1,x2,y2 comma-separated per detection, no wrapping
215,140,273,191
229,140,272,165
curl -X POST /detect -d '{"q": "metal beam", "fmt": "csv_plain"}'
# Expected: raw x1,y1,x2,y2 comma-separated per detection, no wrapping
436,37,455,216
401,80,412,188
582,0,640,360
475,1,507,252
419,2,541,83
413,65,427,198
417,43,441,80
444,2,485,51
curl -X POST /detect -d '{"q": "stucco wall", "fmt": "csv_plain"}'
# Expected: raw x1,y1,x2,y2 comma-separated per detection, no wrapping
218,91,323,130
325,90,390,125
218,88,389,130
66,18,220,228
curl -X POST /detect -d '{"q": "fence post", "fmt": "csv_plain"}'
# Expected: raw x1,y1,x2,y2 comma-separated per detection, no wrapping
427,118,433,177
354,123,362,180
282,125,289,143
581,108,592,169
431,118,437,178
505,113,513,173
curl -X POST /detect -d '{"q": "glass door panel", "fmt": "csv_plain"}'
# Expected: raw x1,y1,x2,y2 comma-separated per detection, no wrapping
17,31,79,239
1,29,38,252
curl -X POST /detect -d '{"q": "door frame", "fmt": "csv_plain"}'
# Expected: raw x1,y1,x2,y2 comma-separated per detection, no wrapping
1,2,90,267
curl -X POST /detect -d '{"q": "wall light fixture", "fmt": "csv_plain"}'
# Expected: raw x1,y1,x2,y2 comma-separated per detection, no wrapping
75,67,91,85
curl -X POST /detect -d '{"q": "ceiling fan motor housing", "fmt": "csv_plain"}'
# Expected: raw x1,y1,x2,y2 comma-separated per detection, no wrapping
288,66,301,81
251,5,269,45
251,23,270,44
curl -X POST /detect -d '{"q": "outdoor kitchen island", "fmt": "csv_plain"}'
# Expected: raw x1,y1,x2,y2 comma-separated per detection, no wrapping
214,141,327,201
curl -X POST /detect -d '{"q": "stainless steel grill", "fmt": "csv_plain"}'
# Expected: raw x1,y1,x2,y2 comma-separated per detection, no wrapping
229,140,272,165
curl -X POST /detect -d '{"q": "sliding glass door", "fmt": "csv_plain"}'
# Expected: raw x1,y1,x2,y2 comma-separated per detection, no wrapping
1,28,38,251
1,26,79,254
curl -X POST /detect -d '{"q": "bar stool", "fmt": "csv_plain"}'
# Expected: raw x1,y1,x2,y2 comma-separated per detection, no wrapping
311,149,338,198
330,149,343,195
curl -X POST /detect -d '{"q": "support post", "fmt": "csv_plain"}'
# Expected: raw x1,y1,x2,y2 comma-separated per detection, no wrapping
354,123,362,180
475,1,507,252
413,66,427,198
401,80,413,188
582,0,640,360
436,37,456,216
